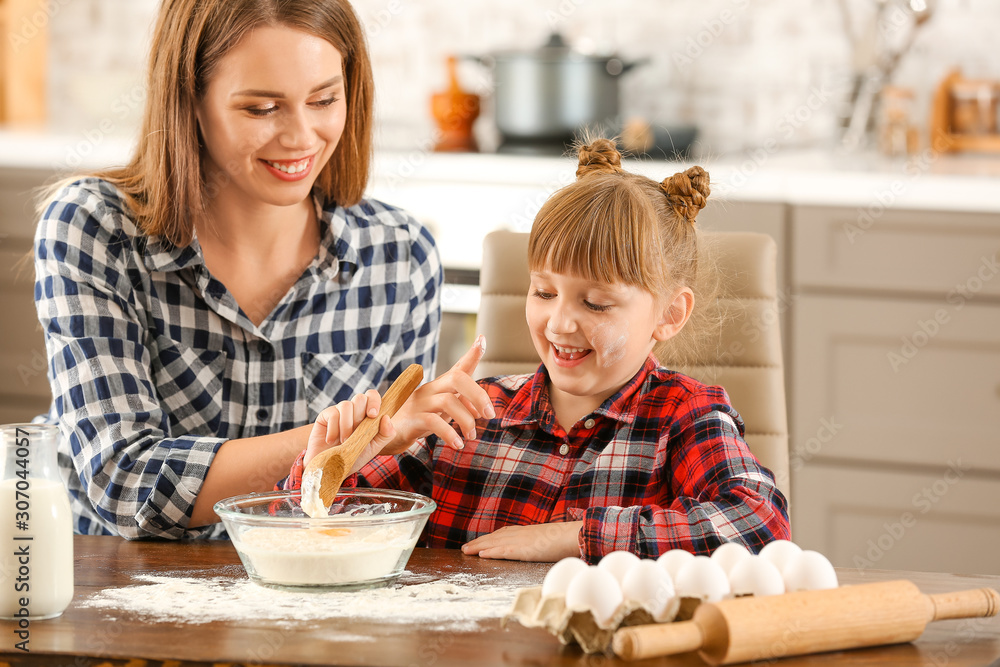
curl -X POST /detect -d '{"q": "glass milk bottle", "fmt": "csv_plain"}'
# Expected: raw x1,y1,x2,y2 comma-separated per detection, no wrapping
0,424,74,620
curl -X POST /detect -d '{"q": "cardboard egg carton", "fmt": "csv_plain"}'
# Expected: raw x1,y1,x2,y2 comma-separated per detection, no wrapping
502,586,684,654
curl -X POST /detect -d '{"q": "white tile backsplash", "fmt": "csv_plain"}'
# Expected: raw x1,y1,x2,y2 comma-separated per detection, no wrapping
44,0,1000,156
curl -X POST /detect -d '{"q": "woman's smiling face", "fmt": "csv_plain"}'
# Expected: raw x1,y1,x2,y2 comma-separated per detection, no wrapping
195,24,347,209
526,267,670,420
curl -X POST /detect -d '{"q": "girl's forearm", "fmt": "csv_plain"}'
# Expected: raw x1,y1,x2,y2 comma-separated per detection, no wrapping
189,424,312,526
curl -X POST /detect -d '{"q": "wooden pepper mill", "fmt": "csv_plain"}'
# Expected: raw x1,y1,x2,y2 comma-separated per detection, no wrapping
431,55,480,152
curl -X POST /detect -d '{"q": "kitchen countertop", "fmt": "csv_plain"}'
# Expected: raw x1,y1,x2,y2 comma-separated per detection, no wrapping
5,127,1000,211
369,146,1000,211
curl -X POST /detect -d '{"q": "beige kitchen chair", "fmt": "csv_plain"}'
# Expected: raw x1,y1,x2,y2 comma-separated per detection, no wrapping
474,230,790,502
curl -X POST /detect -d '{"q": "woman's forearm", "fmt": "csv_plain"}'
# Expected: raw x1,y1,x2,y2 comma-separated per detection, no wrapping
189,424,311,527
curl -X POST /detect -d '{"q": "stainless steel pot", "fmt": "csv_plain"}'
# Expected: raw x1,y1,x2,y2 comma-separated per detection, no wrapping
473,33,646,142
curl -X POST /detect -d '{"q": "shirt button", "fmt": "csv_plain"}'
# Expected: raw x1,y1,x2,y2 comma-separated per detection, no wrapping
260,343,274,361
559,444,569,456
256,408,269,421
583,418,596,429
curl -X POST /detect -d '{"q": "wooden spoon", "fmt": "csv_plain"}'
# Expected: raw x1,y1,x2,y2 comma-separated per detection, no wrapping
300,364,424,517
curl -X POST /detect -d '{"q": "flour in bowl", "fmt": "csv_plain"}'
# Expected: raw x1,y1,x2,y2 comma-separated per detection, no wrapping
235,523,416,586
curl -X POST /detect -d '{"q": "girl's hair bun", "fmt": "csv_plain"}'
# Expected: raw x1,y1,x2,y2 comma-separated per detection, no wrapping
576,138,623,179
660,166,711,224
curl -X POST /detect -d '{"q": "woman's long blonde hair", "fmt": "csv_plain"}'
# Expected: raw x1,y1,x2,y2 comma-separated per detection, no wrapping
527,137,719,363
53,0,374,247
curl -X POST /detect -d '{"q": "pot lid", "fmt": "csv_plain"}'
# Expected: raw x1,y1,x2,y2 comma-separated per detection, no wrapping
539,32,570,52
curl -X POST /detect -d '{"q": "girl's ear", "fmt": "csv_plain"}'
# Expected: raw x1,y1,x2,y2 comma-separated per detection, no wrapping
653,287,694,342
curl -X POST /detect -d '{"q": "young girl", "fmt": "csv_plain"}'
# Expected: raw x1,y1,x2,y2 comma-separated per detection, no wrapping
286,138,790,562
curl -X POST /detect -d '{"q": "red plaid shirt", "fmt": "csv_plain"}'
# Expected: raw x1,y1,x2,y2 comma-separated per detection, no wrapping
282,356,789,562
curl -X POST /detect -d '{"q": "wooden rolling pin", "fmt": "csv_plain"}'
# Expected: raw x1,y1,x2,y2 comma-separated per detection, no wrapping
612,580,999,664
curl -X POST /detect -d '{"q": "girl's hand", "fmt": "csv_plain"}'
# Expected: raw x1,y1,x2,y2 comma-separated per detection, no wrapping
305,391,397,474
461,521,584,562
383,335,495,454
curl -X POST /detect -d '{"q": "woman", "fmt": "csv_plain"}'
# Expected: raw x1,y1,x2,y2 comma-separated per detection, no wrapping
33,0,486,539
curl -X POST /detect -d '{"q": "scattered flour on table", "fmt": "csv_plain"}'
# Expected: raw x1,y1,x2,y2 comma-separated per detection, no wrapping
79,571,528,632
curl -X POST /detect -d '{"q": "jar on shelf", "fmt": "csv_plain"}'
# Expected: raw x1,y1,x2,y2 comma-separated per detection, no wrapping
950,80,999,135
0,423,74,622
879,86,920,156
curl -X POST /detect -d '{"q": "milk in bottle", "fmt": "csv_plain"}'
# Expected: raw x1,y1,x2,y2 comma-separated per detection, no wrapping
0,424,74,620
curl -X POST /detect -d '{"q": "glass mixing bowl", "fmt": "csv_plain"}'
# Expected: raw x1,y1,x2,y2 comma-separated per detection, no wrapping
214,488,436,591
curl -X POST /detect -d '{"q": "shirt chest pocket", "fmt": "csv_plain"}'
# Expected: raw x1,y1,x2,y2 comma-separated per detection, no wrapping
150,335,227,436
585,440,657,500
300,344,394,421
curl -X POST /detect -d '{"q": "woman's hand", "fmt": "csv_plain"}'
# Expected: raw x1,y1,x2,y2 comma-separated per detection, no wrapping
383,335,494,454
305,391,397,475
461,521,584,562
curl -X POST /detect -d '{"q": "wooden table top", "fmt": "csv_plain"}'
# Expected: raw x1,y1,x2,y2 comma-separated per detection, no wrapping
2,535,1000,667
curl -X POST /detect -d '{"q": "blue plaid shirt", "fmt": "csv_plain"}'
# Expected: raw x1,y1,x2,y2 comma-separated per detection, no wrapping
33,178,442,539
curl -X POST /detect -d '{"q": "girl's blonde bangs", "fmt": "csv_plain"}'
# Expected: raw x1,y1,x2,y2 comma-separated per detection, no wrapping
527,176,662,291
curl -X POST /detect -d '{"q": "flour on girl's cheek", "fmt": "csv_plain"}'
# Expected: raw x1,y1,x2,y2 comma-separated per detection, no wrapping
591,320,629,367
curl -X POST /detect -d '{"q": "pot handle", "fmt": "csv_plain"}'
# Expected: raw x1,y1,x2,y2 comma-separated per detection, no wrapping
607,57,650,76
460,53,495,69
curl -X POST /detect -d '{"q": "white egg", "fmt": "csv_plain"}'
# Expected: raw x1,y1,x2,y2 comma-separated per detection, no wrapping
674,555,730,602
782,550,838,592
541,556,589,598
759,539,802,574
565,566,624,626
621,560,676,617
728,555,785,597
597,550,642,586
710,542,752,575
656,549,695,581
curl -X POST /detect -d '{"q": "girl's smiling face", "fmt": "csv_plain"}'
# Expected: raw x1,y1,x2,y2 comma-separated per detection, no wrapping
526,267,687,425
195,25,347,209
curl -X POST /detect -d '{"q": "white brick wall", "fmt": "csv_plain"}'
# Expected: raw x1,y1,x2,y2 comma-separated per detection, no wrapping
47,0,158,136
45,0,1000,157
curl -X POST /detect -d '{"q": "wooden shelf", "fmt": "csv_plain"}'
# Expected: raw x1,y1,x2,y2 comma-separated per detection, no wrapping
939,133,1000,153
930,69,1000,154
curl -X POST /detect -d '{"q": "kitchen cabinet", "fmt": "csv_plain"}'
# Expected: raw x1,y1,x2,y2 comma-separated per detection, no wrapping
791,204,1000,298
790,205,1000,574
794,462,1000,575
